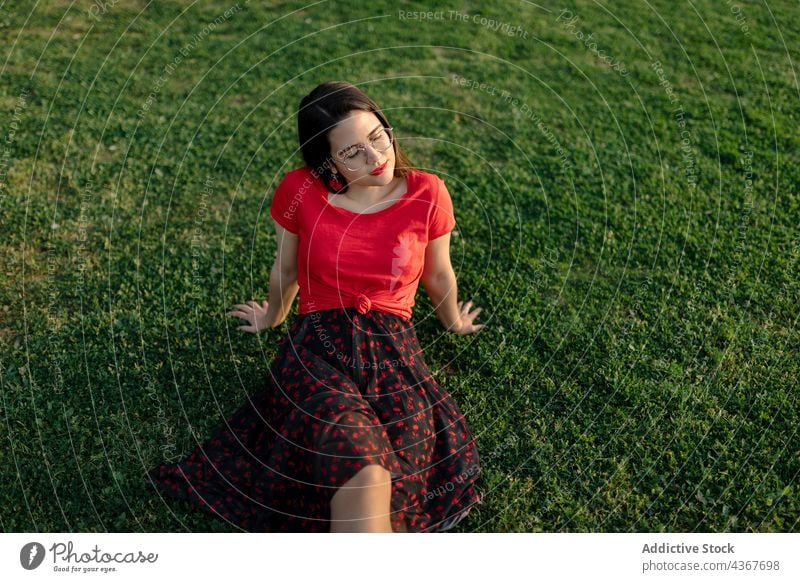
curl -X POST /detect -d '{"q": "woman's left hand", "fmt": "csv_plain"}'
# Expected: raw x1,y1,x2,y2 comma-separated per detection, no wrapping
452,300,485,335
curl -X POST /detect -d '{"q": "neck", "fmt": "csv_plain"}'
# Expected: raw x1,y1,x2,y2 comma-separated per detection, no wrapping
343,176,398,201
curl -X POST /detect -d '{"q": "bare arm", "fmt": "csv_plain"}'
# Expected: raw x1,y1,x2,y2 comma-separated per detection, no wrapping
227,220,299,332
264,221,299,328
420,233,484,334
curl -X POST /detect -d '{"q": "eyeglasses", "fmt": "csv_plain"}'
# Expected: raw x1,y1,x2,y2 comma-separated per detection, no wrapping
333,126,394,172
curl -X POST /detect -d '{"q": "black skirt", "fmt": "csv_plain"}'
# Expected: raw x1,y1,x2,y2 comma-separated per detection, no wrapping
147,307,484,532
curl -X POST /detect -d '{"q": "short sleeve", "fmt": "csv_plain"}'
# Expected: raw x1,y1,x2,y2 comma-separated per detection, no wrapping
428,176,456,240
269,171,301,234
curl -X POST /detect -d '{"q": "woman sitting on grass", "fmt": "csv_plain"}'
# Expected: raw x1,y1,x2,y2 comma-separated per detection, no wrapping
148,80,486,532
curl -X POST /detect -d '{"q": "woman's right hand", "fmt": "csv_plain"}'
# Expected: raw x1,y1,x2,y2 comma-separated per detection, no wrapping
451,300,485,335
226,299,271,333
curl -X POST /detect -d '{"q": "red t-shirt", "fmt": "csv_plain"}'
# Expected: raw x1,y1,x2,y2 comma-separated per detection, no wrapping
269,166,456,321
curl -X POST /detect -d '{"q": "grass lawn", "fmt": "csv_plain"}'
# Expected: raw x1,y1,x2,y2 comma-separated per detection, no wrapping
0,0,797,532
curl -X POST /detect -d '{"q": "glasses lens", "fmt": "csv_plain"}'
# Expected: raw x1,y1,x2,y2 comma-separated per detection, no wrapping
339,128,394,171
343,152,365,172
372,129,392,151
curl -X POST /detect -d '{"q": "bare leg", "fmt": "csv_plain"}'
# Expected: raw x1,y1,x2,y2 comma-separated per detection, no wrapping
330,464,393,533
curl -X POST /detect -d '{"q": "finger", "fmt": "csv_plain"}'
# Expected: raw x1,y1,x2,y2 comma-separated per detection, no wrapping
232,304,252,311
238,325,255,333
472,307,483,317
464,300,474,311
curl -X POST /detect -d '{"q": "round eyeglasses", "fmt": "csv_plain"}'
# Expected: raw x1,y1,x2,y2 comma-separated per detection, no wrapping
333,126,394,172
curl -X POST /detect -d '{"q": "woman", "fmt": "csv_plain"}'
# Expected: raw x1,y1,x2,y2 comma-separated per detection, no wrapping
147,81,486,532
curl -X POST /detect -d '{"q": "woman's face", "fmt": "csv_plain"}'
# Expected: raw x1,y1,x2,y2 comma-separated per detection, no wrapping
327,110,395,189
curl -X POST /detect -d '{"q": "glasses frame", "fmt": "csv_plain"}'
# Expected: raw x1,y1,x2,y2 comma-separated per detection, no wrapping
333,126,394,172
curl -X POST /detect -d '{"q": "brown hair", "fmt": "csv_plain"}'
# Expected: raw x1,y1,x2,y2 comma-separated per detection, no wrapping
297,81,413,194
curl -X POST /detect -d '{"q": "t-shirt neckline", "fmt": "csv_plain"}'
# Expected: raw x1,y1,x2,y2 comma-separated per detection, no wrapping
321,170,414,217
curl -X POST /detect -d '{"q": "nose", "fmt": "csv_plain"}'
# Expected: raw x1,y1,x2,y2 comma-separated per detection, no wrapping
364,143,387,166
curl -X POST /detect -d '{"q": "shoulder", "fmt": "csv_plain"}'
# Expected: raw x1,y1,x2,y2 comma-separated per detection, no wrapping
410,169,443,186
279,166,321,188
408,169,447,198
413,171,453,209
273,167,326,206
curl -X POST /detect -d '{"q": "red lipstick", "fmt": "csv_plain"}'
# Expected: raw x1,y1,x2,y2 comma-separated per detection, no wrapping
370,162,387,176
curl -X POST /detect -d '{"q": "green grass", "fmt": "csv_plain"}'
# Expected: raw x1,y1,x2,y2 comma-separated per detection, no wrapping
1,0,798,532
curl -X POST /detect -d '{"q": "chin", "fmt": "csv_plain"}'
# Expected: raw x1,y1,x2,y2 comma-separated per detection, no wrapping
373,163,395,180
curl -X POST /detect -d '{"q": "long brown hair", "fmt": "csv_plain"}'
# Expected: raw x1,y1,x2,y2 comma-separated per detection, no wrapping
297,81,413,194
